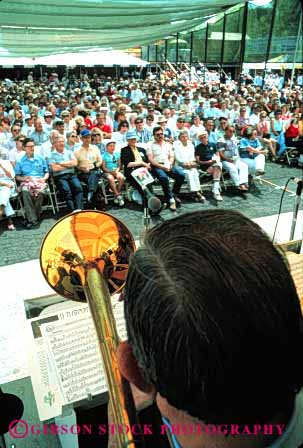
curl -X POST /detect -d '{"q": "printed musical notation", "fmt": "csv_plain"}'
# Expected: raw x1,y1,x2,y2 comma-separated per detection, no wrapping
42,316,107,404
27,294,127,420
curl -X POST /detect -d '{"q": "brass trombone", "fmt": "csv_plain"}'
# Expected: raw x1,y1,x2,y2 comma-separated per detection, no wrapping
40,210,141,448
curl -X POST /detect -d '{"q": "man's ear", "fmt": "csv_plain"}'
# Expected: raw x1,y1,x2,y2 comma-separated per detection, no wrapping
117,341,155,394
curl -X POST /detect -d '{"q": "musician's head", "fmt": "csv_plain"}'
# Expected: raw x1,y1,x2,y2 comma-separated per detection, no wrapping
121,210,303,432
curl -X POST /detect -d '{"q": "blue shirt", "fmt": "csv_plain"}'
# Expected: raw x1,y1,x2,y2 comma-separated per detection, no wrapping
29,130,49,146
15,154,49,178
239,137,262,159
48,149,75,177
208,131,218,147
102,151,120,171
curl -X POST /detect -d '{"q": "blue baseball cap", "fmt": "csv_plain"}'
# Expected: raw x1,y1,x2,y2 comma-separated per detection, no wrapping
80,129,91,137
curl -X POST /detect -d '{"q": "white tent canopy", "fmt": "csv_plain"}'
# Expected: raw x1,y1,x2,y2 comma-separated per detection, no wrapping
0,50,148,67
0,0,248,57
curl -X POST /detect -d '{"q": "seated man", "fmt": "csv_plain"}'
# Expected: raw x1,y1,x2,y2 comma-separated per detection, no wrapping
147,126,185,211
195,130,223,201
217,125,249,191
29,118,49,146
48,136,83,212
101,141,125,207
114,209,303,448
74,129,103,203
93,112,112,139
15,138,49,228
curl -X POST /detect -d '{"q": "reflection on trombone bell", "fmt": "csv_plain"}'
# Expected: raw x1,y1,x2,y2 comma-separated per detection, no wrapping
40,211,143,448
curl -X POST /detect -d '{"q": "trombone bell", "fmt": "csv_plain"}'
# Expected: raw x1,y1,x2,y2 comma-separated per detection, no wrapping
39,211,137,448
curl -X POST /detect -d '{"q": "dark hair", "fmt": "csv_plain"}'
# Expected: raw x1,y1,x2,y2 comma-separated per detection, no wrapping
124,210,303,425
22,137,34,148
77,110,89,118
242,126,255,138
152,126,162,136
117,120,129,131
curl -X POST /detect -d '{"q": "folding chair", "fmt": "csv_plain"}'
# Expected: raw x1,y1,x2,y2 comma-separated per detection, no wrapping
285,147,299,167
199,170,227,191
10,190,25,218
48,177,64,213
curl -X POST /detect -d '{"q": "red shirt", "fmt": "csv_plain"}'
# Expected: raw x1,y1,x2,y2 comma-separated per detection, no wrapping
85,116,93,130
285,124,299,139
93,124,112,133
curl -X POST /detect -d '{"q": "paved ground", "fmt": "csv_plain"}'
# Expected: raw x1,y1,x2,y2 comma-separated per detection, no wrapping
1,160,303,448
1,160,302,267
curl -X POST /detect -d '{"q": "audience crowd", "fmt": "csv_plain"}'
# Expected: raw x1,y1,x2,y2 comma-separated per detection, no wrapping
0,68,302,230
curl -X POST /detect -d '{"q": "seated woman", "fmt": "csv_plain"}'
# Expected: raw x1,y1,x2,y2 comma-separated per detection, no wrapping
101,141,125,207
0,158,16,230
284,115,303,152
120,131,153,202
256,112,277,160
270,110,284,146
173,131,205,201
9,132,26,167
112,120,129,152
65,131,81,152
239,127,266,176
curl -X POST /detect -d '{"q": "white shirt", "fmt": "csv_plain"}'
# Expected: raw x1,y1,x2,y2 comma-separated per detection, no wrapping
248,113,260,126
146,141,173,167
173,140,196,165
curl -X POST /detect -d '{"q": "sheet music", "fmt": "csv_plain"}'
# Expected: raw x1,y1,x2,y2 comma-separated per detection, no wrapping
0,285,29,384
41,313,107,404
0,259,55,385
27,294,127,420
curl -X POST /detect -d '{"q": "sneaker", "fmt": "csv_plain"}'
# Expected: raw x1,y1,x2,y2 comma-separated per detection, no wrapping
118,195,124,207
114,197,119,204
214,192,223,201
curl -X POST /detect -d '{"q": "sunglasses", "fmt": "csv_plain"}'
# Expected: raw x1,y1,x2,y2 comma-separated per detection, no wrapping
92,134,101,137
155,133,163,136
19,139,25,142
